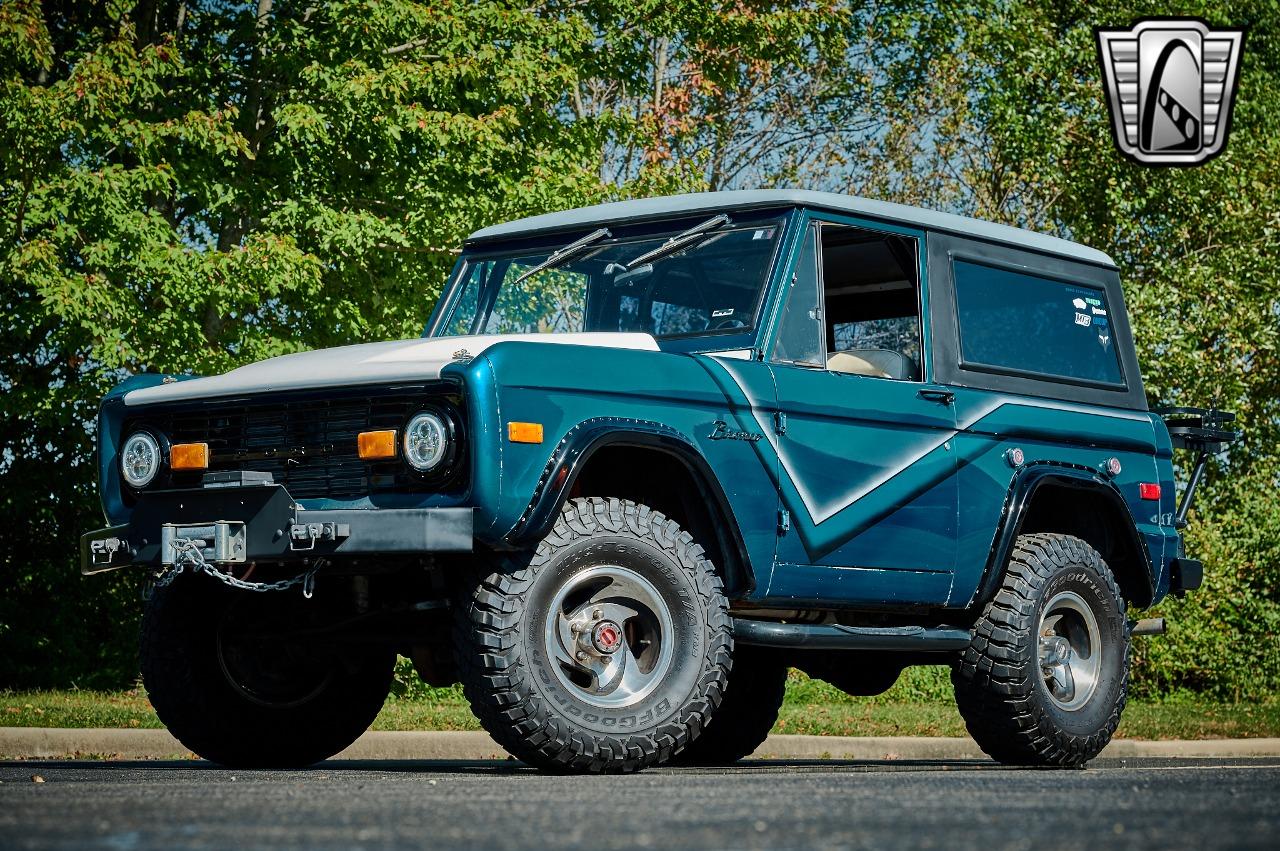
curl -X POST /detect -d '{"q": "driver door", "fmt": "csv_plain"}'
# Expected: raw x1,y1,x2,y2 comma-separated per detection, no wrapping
764,218,958,608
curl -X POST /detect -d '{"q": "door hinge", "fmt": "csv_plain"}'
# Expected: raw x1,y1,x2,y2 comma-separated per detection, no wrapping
778,509,791,535
773,411,787,435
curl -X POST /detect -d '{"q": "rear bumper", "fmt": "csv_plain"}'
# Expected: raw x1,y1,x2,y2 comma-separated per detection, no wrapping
81,483,472,575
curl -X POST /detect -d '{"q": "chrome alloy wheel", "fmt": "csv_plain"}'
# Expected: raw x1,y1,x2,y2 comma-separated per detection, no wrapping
543,565,675,709
1037,590,1103,712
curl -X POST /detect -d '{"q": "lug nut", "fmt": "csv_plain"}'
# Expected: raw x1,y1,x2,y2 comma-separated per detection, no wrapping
576,651,588,661
592,609,602,619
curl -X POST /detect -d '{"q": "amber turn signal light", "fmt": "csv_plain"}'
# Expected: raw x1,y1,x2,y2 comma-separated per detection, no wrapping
170,442,209,471
507,422,544,444
358,430,397,460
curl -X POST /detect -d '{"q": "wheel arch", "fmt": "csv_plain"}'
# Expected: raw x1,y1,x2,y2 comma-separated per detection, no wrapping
970,464,1155,609
505,418,756,598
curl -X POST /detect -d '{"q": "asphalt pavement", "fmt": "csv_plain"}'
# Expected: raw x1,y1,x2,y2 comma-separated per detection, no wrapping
2,757,1277,850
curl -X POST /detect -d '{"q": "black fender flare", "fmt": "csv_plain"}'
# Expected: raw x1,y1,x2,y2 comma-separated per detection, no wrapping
969,462,1155,609
505,417,755,596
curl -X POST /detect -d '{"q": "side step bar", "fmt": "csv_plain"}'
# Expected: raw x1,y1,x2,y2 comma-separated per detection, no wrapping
733,619,972,651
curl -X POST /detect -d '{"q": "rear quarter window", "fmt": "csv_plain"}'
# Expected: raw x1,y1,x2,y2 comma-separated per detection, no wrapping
953,259,1124,387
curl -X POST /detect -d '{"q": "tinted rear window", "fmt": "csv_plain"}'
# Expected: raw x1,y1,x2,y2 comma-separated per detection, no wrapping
953,260,1124,386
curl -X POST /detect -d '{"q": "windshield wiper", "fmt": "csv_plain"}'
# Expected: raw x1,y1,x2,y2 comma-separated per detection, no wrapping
511,227,612,285
625,214,732,270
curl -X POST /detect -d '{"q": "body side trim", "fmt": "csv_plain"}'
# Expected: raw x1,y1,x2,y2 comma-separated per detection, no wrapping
716,356,1151,530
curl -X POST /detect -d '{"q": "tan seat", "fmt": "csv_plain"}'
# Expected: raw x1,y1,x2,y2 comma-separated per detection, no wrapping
827,349,913,380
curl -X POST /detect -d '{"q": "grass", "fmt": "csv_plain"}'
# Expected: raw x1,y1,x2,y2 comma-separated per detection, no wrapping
4,666,1278,740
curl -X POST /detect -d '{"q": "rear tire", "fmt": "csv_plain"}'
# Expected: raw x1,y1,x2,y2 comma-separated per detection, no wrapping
952,533,1129,767
455,497,732,773
141,577,394,768
675,645,787,764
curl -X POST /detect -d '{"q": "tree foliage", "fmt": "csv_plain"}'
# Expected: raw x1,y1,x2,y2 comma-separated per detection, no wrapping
1,0,1276,698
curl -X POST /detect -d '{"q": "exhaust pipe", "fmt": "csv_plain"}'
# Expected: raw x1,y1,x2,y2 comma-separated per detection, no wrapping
1130,617,1166,636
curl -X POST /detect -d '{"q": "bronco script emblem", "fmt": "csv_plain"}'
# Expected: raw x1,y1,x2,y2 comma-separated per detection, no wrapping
708,420,763,442
1096,18,1245,166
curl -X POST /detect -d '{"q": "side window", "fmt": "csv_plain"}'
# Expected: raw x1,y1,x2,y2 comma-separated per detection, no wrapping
953,260,1123,386
818,223,923,382
771,226,823,366
771,222,923,380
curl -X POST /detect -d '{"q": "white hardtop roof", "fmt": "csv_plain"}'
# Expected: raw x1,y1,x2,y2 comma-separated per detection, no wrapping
466,189,1115,268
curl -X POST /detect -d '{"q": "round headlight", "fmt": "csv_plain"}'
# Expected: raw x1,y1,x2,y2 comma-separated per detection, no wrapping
121,431,161,488
403,412,449,471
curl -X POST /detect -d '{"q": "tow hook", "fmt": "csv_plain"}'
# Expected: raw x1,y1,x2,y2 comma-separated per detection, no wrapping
289,521,351,551
1129,617,1166,636
90,537,128,565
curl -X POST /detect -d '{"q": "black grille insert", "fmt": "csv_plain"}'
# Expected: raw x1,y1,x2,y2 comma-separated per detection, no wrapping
125,386,461,500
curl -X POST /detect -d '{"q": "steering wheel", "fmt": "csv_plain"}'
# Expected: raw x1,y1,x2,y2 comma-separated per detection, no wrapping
712,317,747,330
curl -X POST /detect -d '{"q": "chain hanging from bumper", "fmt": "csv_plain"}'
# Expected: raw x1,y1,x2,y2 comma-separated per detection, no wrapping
153,537,319,597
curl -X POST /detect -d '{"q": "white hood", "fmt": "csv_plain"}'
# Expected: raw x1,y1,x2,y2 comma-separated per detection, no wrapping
124,333,661,406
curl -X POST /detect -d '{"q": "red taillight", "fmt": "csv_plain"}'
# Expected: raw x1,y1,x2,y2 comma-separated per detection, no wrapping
1139,482,1161,501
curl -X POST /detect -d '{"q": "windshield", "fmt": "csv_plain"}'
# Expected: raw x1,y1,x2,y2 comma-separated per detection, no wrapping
433,217,784,340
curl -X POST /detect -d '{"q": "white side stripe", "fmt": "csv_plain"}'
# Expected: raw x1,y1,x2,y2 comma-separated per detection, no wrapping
711,359,1153,527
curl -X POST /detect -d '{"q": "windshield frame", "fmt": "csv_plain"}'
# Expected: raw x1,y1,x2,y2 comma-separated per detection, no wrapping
423,209,796,350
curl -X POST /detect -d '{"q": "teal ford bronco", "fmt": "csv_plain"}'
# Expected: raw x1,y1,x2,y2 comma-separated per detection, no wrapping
83,190,1235,772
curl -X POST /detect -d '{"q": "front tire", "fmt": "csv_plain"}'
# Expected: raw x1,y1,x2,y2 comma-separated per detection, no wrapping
455,497,732,773
141,577,395,768
952,533,1130,767
674,645,787,764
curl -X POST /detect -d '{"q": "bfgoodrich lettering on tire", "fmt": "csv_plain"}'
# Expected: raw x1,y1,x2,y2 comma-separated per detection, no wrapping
952,533,1130,767
455,497,732,773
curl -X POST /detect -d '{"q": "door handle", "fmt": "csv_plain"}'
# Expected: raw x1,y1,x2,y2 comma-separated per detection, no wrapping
917,388,955,404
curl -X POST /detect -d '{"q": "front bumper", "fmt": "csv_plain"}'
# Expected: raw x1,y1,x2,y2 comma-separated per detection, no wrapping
81,482,473,575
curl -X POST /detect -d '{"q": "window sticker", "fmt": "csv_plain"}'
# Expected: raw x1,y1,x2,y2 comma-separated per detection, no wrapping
752,229,775,240
1075,312,1092,327
1073,297,1088,309
712,308,735,318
